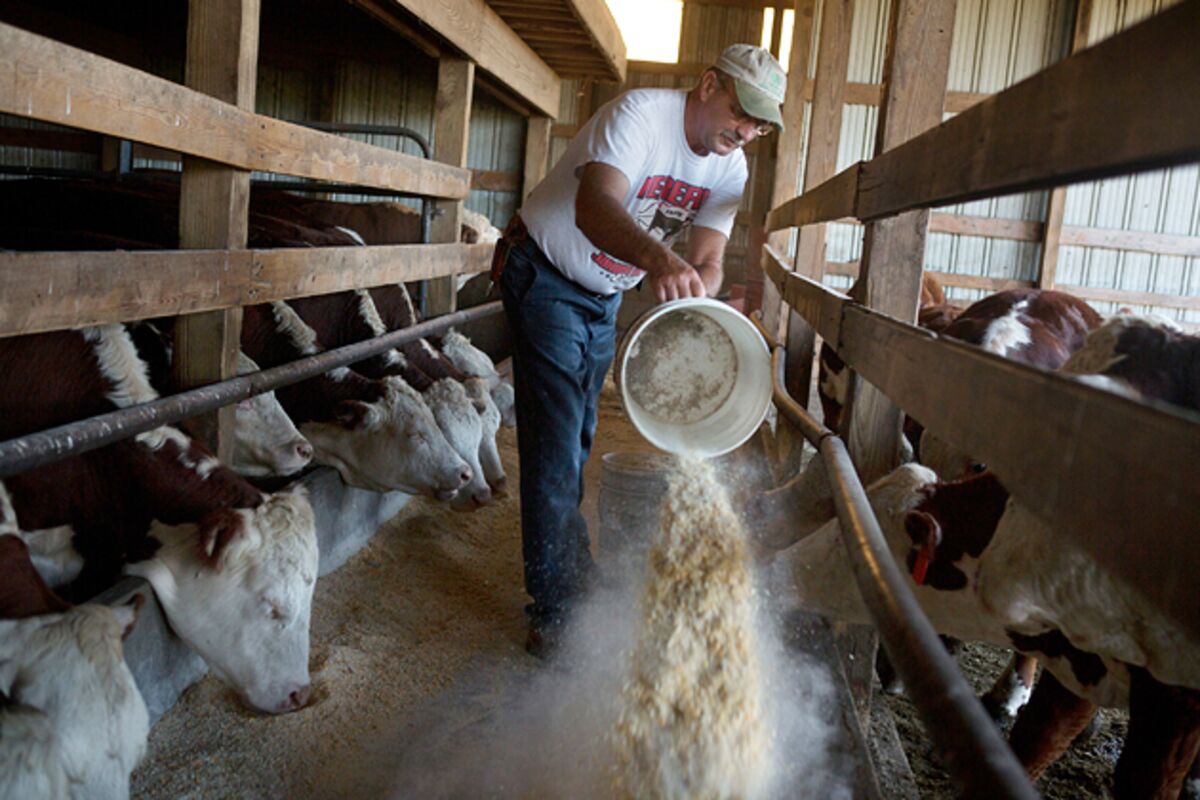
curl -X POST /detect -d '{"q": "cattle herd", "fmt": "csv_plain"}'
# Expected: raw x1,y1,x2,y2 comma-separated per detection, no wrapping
1,176,1198,798
0,178,513,798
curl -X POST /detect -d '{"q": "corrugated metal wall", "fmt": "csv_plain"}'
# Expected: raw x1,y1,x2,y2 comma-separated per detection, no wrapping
1057,0,1198,324
824,0,1074,298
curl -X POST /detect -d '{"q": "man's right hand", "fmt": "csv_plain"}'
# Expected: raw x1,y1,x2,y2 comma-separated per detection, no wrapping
648,253,707,303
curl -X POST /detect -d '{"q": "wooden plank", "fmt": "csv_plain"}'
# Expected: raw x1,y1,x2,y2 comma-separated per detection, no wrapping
1056,283,1200,312
0,244,493,338
928,212,1042,241
760,0,817,330
428,58,475,316
523,115,553,200
173,0,259,461
847,0,956,483
470,168,520,193
1059,226,1200,258
855,3,1200,221
1036,0,1093,290
765,246,846,343
560,0,627,81
382,0,560,116
824,261,1036,292
766,164,860,231
836,305,1200,639
0,23,470,199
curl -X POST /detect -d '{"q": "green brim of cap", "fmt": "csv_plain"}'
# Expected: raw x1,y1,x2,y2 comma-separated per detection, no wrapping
733,79,785,133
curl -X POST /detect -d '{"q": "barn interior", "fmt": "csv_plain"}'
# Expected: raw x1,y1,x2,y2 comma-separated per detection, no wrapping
0,0,1197,798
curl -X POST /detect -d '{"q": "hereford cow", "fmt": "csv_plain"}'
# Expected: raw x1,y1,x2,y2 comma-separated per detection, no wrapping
0,325,319,714
241,302,473,498
126,322,314,479
283,289,496,509
0,534,149,800
368,282,518,429
781,318,1200,797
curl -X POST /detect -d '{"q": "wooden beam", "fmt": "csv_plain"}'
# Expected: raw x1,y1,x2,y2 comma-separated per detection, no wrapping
0,23,470,199
855,3,1200,221
847,0,956,483
1059,226,1200,258
470,169,521,193
760,0,816,327
173,0,259,461
523,116,553,200
382,0,560,117
1055,283,1200,312
560,0,628,82
0,244,493,338
763,258,1200,638
928,212,1042,241
825,261,1037,292
1037,0,1093,290
428,58,475,316
766,164,860,231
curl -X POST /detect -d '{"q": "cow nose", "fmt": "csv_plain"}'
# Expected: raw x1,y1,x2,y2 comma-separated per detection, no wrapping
457,466,473,488
284,684,312,711
471,489,492,508
295,441,314,461
489,477,508,498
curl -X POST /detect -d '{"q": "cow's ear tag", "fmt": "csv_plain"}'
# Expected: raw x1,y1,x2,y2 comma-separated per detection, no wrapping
911,538,937,586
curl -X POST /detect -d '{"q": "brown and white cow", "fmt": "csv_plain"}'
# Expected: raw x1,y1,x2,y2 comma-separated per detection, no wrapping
0,531,149,800
283,289,496,510
125,322,314,478
0,325,319,714
781,317,1200,797
241,302,472,498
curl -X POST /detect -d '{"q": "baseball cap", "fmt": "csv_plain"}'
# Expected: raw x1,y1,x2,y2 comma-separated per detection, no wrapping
714,44,787,132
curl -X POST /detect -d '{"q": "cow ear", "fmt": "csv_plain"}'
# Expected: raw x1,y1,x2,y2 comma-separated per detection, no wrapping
904,510,942,550
198,509,247,569
115,594,145,640
334,400,372,430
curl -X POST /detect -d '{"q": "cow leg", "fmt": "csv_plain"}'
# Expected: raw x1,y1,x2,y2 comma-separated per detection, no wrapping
1008,668,1097,781
1113,667,1200,800
982,653,1039,723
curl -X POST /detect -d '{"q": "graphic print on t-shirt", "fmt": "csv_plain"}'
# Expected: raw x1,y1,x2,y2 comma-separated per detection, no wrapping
589,174,712,279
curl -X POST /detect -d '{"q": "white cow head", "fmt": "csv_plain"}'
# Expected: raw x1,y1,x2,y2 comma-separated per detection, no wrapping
300,377,472,498
127,490,319,714
463,377,506,496
0,603,149,800
440,331,516,428
424,379,492,511
232,353,313,478
917,429,987,482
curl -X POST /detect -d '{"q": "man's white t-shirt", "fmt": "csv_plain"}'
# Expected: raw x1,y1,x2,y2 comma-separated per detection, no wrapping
520,88,748,296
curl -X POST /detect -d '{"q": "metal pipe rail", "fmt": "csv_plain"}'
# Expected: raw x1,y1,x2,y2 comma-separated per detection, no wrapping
0,301,503,480
750,314,1038,799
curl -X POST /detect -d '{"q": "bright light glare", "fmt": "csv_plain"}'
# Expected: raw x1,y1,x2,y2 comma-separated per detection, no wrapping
761,8,775,51
606,0,682,63
780,9,795,68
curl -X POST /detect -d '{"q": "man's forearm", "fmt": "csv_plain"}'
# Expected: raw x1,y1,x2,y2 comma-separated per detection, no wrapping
576,191,677,278
695,261,723,296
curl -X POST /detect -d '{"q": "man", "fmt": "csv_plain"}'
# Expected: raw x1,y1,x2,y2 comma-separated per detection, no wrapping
494,44,787,658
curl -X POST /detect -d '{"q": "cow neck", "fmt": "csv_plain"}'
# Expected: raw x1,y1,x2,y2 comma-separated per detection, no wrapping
914,471,1010,563
368,284,420,330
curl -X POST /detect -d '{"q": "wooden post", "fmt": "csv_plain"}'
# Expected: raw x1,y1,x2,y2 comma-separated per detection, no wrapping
759,0,817,330
428,57,475,315
844,0,956,485
523,115,552,200
174,0,259,461
778,0,853,477
1037,0,1093,290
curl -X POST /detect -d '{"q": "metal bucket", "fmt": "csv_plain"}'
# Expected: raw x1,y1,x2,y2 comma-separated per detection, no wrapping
597,451,675,559
615,298,771,458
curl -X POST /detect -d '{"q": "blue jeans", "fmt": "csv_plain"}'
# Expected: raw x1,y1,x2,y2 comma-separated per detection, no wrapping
499,233,621,625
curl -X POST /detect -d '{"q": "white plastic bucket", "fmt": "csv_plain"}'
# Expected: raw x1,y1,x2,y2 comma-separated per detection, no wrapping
615,298,771,458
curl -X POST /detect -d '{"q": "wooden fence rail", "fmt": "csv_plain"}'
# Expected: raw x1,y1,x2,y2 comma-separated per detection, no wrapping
763,246,1200,638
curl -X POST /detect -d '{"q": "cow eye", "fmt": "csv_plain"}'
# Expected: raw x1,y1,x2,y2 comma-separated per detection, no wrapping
970,463,987,474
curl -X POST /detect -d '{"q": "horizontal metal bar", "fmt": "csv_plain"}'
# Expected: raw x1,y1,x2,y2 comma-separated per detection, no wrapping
0,301,503,478
769,347,1038,800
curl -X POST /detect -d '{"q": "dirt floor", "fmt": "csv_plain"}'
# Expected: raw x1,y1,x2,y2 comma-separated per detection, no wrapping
130,377,1125,799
